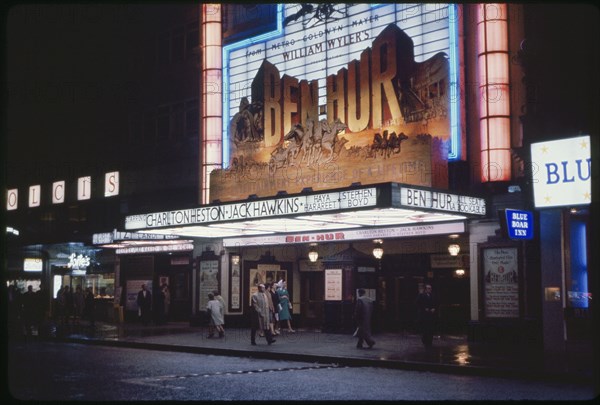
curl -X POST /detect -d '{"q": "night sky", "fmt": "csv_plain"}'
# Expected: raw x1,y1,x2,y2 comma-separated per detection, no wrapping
3,3,599,187
4,4,162,186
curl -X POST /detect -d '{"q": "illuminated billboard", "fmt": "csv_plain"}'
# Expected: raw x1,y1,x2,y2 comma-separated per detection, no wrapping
531,135,592,208
212,4,460,201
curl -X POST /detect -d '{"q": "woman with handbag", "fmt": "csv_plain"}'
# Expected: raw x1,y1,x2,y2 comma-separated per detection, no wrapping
276,280,295,332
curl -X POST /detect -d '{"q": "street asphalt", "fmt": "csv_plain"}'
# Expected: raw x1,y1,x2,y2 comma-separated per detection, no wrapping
17,320,595,385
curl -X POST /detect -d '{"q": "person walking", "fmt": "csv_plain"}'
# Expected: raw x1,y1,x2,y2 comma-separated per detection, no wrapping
137,284,152,326
276,280,295,332
250,284,276,345
354,288,376,349
206,293,225,338
415,283,437,348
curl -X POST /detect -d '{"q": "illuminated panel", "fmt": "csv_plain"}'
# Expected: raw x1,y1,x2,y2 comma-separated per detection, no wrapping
477,4,511,182
222,4,461,165
201,4,223,204
530,136,592,208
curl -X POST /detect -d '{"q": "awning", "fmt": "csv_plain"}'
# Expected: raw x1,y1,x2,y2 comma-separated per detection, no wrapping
122,183,486,241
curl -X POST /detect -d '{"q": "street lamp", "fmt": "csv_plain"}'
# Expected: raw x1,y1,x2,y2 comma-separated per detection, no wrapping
231,254,240,265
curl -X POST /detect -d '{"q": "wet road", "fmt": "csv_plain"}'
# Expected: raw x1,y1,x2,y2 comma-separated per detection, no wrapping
6,341,596,401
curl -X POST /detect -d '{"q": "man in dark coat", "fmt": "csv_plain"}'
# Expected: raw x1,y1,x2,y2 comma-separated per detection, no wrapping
415,283,437,348
137,284,152,326
354,288,376,349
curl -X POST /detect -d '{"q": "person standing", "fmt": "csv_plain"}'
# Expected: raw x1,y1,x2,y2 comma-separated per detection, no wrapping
84,287,96,327
250,284,276,345
415,283,437,348
137,284,152,326
267,283,280,335
21,285,37,337
354,288,376,349
162,284,171,323
206,293,225,338
73,286,85,325
276,280,295,332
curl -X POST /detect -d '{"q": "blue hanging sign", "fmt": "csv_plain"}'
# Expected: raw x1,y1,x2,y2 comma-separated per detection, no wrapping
505,209,534,240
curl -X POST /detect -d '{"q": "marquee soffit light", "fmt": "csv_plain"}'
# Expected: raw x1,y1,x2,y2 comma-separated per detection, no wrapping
308,243,319,263
448,244,460,256
373,239,384,259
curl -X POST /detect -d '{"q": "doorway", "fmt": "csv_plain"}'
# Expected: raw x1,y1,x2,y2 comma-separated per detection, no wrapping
300,271,324,328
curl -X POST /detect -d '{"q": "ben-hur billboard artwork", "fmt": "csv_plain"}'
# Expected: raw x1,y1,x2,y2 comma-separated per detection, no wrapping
212,4,458,202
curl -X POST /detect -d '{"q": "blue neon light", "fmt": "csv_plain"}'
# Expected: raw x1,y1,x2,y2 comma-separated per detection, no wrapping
221,4,461,166
569,220,588,308
448,4,461,160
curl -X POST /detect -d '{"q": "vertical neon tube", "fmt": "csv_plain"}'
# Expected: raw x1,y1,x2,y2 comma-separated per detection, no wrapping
477,3,511,182
201,4,223,204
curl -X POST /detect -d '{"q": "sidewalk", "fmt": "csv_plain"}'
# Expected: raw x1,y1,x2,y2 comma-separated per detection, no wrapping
25,321,596,384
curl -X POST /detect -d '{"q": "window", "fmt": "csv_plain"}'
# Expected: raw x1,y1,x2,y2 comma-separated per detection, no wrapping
144,110,156,142
186,22,199,60
172,28,184,63
171,103,184,140
157,106,170,141
185,99,199,137
157,32,170,65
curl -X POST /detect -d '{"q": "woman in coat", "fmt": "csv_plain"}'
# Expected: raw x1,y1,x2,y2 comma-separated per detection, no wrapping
276,281,295,332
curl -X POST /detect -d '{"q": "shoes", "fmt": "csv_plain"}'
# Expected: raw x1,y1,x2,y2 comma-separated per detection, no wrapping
268,339,276,345
207,334,214,338
251,342,257,346
367,342,375,349
258,332,264,337
218,331,224,338
356,344,364,349
287,329,295,333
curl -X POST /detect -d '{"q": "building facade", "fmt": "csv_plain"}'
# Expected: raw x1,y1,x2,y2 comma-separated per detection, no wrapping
4,4,596,360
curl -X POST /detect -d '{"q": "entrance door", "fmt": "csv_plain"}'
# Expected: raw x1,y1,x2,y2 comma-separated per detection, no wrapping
300,272,324,328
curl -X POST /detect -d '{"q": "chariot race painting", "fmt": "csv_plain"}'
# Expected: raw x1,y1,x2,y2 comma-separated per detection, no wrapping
211,7,453,202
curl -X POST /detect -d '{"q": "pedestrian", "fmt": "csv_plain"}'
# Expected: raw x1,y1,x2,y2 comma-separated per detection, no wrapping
162,284,171,323
415,283,437,348
250,284,276,345
263,283,278,337
73,285,85,325
276,280,295,332
63,285,74,324
84,287,96,327
206,293,225,338
267,283,280,335
56,286,67,325
213,290,225,329
154,285,165,325
35,284,49,335
137,284,152,326
21,285,37,337
354,288,376,349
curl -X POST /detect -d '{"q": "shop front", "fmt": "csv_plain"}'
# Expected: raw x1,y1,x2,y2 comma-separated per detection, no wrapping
92,230,195,323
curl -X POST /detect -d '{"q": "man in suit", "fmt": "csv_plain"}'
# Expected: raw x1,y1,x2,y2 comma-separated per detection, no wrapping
354,288,376,349
137,284,152,326
250,284,276,345
415,283,437,348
